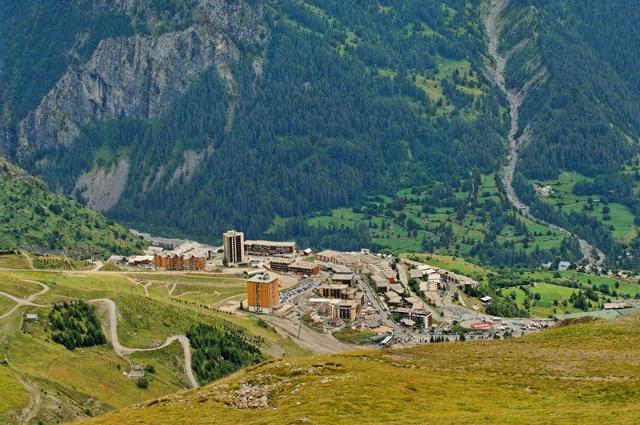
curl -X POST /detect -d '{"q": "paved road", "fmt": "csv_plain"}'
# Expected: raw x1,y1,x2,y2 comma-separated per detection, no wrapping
484,0,604,266
355,276,401,333
261,314,352,354
91,298,198,389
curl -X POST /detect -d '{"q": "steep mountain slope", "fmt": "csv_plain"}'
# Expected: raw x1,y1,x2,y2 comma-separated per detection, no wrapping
488,0,640,268
1,0,507,243
83,315,640,424
0,155,143,257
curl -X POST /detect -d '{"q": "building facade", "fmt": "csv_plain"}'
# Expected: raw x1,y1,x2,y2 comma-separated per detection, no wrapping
268,258,320,276
223,230,245,264
153,254,205,271
244,240,296,257
246,273,280,313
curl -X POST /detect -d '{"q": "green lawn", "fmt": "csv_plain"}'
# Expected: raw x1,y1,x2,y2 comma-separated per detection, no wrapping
303,174,567,256
0,253,31,269
524,270,640,298
530,171,637,242
0,275,44,298
504,283,582,317
0,367,29,420
332,328,377,345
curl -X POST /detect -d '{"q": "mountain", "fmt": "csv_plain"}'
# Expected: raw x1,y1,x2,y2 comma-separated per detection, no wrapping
0,0,507,241
0,155,143,257
82,315,640,424
494,0,640,267
1,0,640,269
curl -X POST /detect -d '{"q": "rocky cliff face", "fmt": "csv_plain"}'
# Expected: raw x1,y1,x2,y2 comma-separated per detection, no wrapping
13,0,266,159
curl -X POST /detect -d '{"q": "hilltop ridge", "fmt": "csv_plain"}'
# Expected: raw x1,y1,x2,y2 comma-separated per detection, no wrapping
83,315,640,425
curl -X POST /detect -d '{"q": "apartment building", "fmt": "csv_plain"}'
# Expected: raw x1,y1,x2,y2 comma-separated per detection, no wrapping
246,273,280,313
223,230,245,264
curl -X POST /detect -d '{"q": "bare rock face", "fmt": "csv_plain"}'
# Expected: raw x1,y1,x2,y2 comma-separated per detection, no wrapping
72,158,130,212
0,126,16,159
15,0,266,159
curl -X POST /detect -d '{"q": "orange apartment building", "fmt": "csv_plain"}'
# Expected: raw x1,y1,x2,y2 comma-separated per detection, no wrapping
153,254,205,271
246,273,280,313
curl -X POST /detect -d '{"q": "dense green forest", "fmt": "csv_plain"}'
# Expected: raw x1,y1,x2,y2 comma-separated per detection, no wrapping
18,0,507,244
3,0,640,269
48,301,106,350
498,0,640,267
186,323,263,385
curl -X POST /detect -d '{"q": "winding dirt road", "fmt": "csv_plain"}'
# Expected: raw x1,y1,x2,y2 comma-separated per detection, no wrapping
0,280,50,319
484,0,604,266
90,298,198,389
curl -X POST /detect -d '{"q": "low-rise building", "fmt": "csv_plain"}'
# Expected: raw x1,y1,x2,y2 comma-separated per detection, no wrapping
153,253,205,271
128,255,154,267
334,301,359,321
308,298,361,321
385,292,403,307
244,240,296,257
371,275,390,293
268,258,320,275
331,272,354,286
391,308,432,329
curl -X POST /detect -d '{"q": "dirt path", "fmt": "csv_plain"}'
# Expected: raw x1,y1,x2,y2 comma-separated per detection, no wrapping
90,260,104,272
15,373,42,424
90,298,198,389
19,251,34,270
0,280,50,320
125,277,152,297
484,0,604,266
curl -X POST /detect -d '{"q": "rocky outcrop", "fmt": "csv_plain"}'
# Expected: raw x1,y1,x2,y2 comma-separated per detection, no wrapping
0,126,16,159
72,159,130,212
14,0,266,159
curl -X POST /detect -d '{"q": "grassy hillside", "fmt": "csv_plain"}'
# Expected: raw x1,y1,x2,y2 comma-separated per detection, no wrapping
0,156,144,257
281,172,580,266
0,259,309,424
83,315,640,424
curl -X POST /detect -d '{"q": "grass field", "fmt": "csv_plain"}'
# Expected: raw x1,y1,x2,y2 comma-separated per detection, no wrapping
304,173,567,256
84,315,640,425
0,367,29,421
0,275,43,298
530,171,637,242
503,283,582,317
332,328,376,345
0,253,31,269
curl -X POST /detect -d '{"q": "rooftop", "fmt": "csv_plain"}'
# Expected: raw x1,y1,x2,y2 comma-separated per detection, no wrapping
248,273,279,284
245,240,296,247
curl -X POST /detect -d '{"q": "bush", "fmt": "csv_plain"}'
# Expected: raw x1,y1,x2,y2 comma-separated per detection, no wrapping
136,377,149,389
